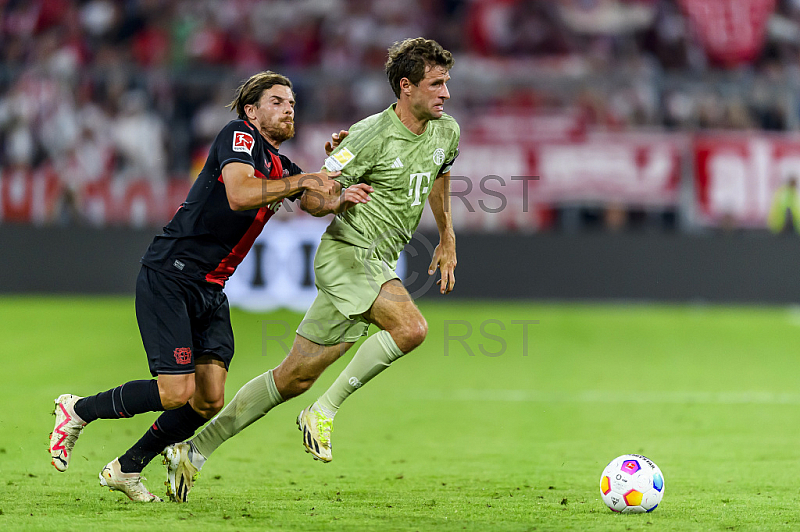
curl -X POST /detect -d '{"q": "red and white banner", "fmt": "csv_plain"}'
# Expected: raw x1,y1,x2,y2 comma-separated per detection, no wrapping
0,172,193,227
284,125,685,232
80,178,192,227
679,0,776,66
9,126,800,232
694,134,800,226
416,132,684,232
0,166,61,225
529,134,683,206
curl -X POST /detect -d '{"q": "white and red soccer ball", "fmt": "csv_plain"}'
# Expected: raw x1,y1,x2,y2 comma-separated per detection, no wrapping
600,454,664,513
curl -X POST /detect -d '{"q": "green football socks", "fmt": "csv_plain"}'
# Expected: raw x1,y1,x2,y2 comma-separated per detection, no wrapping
317,330,404,414
191,369,283,459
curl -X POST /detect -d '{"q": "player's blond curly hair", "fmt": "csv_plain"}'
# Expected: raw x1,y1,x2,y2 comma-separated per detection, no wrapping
229,71,294,119
385,38,454,98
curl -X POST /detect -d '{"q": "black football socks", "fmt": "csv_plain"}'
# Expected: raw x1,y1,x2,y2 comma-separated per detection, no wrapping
118,403,207,473
74,379,163,422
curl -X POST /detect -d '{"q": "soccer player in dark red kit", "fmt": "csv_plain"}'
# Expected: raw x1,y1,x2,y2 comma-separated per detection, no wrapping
48,71,371,502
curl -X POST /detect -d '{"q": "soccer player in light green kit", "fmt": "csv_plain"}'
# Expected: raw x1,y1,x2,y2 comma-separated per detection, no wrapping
163,37,460,502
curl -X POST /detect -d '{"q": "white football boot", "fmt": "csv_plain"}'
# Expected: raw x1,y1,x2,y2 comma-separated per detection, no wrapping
99,458,162,502
162,442,201,503
49,394,86,472
297,403,333,463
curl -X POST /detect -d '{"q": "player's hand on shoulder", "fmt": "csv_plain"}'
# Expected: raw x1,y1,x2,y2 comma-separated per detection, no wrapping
325,130,349,156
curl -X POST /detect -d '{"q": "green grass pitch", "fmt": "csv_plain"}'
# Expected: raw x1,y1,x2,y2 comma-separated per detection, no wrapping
1,296,799,531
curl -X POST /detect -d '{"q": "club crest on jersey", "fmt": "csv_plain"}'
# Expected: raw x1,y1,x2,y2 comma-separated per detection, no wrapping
432,148,446,165
324,147,355,171
233,131,254,155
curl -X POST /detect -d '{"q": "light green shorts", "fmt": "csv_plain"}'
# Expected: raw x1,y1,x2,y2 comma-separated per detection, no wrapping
296,237,400,346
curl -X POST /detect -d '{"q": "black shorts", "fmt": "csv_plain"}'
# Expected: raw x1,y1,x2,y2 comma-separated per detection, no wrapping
136,265,234,377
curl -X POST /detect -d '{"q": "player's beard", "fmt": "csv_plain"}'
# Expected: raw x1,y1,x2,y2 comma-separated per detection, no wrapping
262,120,295,144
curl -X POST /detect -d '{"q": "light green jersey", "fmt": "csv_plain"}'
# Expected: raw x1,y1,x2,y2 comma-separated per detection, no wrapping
322,103,460,268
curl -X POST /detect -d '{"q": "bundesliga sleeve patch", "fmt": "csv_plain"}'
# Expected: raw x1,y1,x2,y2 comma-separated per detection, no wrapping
324,147,355,171
232,131,255,155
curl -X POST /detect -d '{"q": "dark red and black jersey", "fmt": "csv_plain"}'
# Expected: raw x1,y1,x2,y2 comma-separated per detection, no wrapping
141,119,303,287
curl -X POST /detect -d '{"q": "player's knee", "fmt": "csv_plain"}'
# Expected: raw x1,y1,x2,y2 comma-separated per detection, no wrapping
398,317,427,353
411,318,429,349
158,382,195,410
195,396,224,419
160,391,192,410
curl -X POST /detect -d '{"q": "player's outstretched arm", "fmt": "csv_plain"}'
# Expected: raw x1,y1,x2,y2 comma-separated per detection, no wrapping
221,162,340,211
300,182,373,217
427,172,457,294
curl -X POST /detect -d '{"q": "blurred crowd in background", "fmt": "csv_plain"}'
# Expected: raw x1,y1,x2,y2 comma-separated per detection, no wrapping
3,0,800,232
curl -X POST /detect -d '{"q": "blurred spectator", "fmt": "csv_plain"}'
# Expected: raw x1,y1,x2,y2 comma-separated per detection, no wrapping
604,202,628,232
4,0,800,230
191,87,235,143
113,90,167,181
768,176,800,234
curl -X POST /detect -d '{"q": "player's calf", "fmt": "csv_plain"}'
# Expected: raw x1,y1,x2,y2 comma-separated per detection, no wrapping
273,338,351,399
278,372,318,399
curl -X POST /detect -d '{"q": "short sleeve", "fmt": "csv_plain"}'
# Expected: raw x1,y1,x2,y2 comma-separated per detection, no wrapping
216,121,258,170
439,147,459,175
439,122,461,175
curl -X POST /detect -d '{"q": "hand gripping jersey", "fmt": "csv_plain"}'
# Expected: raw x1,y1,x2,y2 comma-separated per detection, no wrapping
322,104,460,268
141,119,302,286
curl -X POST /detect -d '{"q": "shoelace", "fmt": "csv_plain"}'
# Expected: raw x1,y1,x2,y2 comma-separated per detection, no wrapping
314,412,333,447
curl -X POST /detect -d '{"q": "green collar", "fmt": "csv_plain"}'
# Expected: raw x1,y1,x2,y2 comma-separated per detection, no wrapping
387,103,431,141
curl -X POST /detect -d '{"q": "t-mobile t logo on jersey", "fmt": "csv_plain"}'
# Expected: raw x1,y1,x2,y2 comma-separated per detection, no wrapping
408,172,431,206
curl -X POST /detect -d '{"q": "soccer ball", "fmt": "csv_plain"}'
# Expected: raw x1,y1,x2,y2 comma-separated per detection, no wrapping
599,454,664,513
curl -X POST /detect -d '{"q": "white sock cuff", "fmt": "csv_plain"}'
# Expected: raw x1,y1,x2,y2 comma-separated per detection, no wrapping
375,330,404,362
188,441,207,469
316,401,337,418
264,369,284,404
